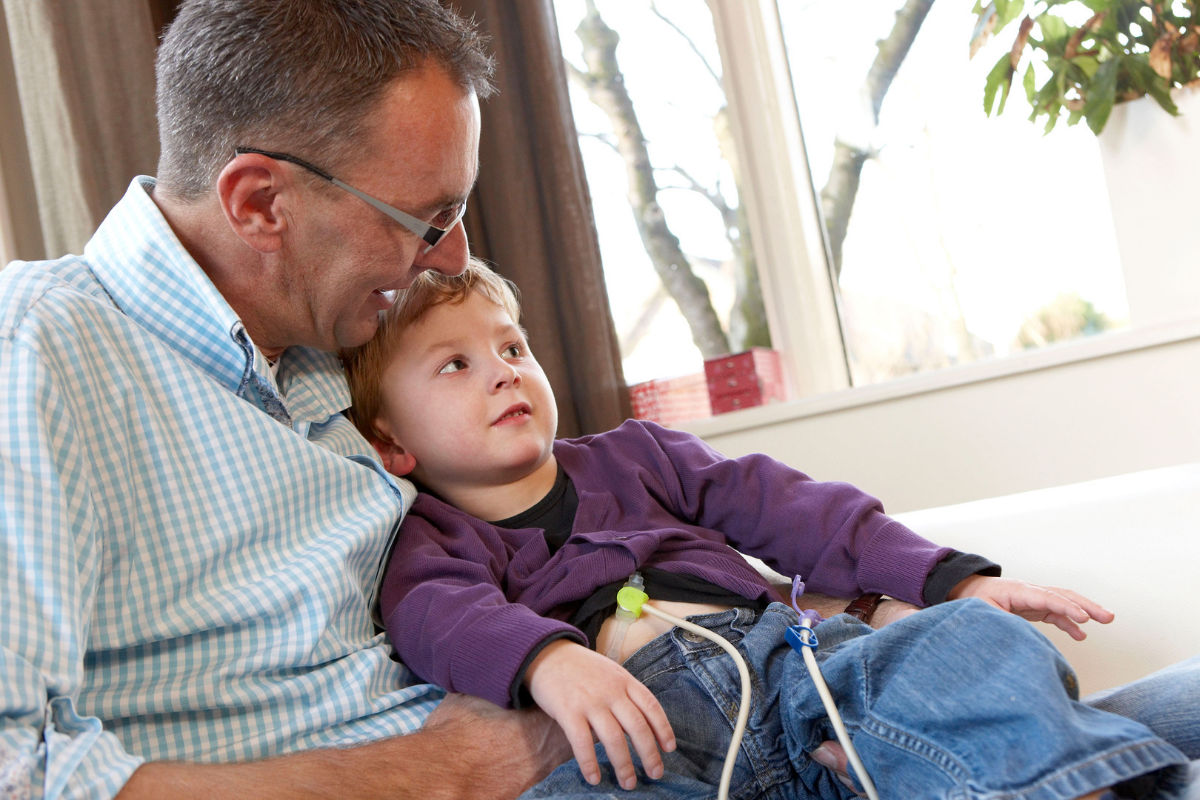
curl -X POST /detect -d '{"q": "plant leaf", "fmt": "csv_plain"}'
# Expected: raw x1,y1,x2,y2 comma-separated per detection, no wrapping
1071,54,1101,78
1083,57,1119,133
1022,61,1037,102
1037,13,1071,54
971,3,998,57
984,51,1015,115
1149,31,1175,78
994,0,1027,31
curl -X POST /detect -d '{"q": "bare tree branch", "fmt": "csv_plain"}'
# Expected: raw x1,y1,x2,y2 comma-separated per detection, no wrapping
820,0,935,280
574,0,731,358
650,1,722,86
619,284,671,354
580,131,620,155
657,164,733,220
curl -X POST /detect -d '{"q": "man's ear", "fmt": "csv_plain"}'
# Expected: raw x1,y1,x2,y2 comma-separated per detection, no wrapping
215,153,290,254
370,429,418,477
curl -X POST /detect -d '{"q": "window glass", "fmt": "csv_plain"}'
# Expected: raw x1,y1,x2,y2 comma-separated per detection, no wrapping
555,0,1138,403
777,1,1128,384
554,0,765,387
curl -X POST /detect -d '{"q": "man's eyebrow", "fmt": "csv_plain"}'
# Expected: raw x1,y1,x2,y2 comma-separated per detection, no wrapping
407,169,479,218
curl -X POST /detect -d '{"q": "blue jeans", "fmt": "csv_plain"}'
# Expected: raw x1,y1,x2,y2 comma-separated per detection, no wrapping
1085,656,1200,760
520,599,1189,800
1084,656,1200,800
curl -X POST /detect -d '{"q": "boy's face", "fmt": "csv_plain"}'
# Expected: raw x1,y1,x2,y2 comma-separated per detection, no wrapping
372,290,558,496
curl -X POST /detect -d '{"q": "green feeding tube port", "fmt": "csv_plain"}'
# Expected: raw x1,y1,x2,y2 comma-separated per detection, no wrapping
604,572,647,660
616,572,647,618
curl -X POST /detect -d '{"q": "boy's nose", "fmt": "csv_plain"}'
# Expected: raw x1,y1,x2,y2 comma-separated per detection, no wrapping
493,362,521,391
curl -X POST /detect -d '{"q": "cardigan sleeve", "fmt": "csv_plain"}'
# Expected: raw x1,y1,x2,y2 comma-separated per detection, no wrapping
605,420,953,605
378,497,585,708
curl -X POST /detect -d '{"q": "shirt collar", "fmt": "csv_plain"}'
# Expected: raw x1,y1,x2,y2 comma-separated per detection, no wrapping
85,177,247,392
84,177,352,426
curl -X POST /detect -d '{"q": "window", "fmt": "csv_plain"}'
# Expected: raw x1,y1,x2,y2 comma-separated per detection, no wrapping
555,0,759,388
776,1,1127,386
555,0,1193,419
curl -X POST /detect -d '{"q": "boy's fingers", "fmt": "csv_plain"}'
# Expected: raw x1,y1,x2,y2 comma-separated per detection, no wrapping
591,712,638,790
613,700,666,780
561,719,602,785
1042,611,1087,641
1057,589,1114,623
630,683,676,752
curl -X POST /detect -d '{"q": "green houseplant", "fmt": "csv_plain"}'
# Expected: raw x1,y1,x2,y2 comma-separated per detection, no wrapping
971,0,1200,133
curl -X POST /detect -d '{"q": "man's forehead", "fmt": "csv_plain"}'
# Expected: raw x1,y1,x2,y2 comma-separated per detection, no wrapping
353,80,480,212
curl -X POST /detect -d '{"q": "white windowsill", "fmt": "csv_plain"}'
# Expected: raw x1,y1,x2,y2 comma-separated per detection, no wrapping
680,316,1200,438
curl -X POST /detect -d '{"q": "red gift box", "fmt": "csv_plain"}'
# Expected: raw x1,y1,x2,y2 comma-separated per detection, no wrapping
628,372,712,427
704,348,785,414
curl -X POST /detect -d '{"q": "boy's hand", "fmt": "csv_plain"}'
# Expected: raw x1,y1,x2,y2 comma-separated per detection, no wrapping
948,575,1115,640
524,639,676,790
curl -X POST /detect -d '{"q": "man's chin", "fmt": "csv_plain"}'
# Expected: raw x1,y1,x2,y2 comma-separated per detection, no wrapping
335,315,385,352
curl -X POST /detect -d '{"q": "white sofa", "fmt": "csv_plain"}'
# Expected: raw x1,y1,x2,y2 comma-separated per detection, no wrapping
894,462,1200,696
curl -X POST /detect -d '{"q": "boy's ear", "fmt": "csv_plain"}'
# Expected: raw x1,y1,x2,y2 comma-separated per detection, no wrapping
370,428,418,477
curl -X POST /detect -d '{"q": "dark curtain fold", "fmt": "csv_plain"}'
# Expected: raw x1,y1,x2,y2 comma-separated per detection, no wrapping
450,0,631,437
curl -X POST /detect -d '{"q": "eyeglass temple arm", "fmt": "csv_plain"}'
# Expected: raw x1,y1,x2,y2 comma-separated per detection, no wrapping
234,146,441,249
326,177,441,248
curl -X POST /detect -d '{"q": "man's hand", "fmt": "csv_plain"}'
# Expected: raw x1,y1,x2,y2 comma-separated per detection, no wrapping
524,640,676,791
423,693,573,789
119,695,574,800
948,575,1114,640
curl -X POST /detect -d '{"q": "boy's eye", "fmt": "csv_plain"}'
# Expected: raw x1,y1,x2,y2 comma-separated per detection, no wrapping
502,344,522,359
438,358,467,374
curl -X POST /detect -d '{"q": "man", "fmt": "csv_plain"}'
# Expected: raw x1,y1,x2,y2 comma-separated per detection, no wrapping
2,1,1196,798
0,1,569,797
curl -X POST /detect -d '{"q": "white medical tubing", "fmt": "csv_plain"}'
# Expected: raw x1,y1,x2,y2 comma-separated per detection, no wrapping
640,602,750,800
798,618,880,800
627,581,880,800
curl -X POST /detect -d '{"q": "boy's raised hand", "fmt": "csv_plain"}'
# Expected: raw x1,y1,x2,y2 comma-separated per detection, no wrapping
524,639,676,790
948,575,1115,640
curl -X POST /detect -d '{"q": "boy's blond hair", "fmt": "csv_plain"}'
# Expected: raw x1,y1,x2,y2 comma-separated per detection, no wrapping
342,257,523,441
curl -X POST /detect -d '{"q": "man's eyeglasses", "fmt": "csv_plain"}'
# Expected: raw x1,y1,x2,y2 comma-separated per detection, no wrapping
234,146,466,253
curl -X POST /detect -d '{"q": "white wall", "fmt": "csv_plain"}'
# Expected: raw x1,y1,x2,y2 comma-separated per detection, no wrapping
683,322,1200,513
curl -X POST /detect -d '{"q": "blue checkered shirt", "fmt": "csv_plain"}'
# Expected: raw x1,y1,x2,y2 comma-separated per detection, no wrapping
0,178,438,799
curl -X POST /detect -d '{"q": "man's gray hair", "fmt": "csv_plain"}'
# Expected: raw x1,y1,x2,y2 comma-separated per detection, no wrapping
154,0,495,200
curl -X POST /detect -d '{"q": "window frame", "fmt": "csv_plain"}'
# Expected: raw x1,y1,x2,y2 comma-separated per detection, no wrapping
709,0,850,400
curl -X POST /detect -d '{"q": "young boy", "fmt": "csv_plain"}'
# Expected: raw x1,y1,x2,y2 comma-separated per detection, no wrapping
342,260,1187,800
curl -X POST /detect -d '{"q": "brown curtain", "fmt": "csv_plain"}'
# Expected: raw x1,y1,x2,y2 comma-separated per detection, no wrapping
450,0,631,438
1,0,160,259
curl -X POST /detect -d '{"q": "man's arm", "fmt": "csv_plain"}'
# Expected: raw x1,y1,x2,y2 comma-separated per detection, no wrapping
119,695,571,800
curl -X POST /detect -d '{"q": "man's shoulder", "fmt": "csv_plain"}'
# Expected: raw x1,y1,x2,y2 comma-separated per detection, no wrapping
0,256,109,342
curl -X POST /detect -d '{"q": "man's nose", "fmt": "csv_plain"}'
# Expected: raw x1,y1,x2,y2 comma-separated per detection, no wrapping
412,220,468,276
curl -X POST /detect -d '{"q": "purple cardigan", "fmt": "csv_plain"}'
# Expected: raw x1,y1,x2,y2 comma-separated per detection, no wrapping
379,419,951,707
